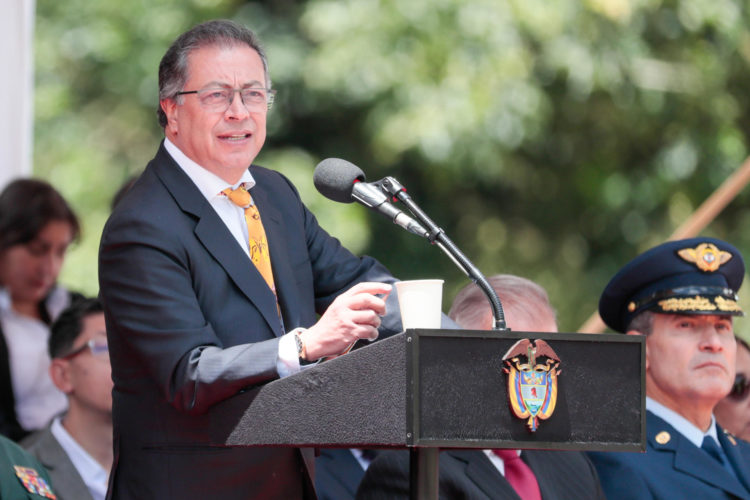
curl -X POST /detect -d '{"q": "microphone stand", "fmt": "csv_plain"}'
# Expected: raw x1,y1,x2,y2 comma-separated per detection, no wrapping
375,177,508,331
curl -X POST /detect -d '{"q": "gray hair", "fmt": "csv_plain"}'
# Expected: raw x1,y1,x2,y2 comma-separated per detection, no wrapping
626,310,655,335
448,274,557,331
157,19,271,128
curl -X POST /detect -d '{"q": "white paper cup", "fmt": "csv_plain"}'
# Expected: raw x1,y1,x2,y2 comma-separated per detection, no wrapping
395,279,444,329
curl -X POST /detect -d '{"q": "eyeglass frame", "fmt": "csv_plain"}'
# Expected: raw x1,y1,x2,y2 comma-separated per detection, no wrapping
58,339,109,360
728,373,750,401
175,87,277,112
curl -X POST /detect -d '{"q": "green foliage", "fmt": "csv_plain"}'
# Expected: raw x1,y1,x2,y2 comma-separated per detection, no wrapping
34,0,750,338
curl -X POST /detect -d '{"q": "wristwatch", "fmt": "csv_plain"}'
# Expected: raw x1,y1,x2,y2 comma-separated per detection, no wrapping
294,328,314,366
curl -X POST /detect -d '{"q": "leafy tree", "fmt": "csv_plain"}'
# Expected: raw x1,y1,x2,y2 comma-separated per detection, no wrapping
34,0,750,336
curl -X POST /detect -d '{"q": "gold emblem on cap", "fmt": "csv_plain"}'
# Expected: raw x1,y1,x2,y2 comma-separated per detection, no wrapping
628,302,636,312
677,243,732,272
655,431,671,445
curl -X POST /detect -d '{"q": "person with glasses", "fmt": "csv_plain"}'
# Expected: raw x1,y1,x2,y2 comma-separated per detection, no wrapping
21,298,111,500
715,337,750,442
99,19,410,499
589,238,750,500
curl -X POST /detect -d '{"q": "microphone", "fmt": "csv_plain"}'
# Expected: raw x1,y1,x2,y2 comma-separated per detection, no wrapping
313,158,429,238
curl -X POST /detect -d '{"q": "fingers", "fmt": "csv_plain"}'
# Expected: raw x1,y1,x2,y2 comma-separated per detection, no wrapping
303,282,391,359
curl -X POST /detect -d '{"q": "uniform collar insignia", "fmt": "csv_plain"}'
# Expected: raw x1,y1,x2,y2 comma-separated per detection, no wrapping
677,243,732,272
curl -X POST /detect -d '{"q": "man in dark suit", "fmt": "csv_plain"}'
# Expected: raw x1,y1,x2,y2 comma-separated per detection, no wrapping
357,274,606,500
315,448,378,500
589,237,750,499
99,20,404,499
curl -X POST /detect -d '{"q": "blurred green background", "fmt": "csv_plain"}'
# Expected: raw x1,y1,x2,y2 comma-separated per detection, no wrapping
34,0,750,338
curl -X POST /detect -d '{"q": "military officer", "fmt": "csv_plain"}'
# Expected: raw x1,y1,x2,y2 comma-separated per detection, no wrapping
0,434,56,499
588,237,750,499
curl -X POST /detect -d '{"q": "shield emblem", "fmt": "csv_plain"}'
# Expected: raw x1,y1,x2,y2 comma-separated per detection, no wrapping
503,339,561,432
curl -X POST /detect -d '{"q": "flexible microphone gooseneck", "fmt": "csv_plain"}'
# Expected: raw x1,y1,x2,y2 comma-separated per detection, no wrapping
313,158,507,331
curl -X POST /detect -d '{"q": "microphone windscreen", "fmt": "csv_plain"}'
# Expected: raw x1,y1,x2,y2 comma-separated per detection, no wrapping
313,158,366,203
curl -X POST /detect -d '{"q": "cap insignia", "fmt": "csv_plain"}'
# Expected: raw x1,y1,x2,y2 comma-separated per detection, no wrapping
677,243,732,272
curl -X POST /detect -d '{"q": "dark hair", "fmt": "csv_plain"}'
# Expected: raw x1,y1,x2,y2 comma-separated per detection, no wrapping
49,298,104,358
626,310,655,335
0,179,80,252
157,19,271,128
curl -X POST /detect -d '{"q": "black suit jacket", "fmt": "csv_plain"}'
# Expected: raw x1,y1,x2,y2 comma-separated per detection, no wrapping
357,449,605,500
99,143,401,499
316,449,367,500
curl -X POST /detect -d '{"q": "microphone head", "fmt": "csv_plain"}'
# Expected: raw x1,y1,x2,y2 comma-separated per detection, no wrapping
313,158,366,203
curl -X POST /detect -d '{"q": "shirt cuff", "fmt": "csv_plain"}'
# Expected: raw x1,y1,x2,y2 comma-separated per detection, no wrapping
277,330,301,378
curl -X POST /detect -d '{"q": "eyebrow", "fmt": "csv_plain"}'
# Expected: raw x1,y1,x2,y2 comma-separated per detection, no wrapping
201,80,265,89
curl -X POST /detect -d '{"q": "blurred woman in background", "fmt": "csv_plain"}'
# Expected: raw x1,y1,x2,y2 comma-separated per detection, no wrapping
0,179,80,441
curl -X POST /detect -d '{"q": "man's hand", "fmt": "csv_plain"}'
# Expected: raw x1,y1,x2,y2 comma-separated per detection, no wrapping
301,282,392,361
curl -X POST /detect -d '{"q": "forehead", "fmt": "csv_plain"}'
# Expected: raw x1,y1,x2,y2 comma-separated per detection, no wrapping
78,312,107,341
185,43,265,87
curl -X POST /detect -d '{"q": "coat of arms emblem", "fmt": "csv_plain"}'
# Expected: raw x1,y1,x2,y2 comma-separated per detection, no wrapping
502,339,561,432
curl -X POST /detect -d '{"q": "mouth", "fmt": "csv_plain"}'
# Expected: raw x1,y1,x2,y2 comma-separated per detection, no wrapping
218,132,252,142
695,361,727,372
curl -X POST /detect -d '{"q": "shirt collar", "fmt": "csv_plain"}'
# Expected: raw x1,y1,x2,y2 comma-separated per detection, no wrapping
647,396,718,448
163,137,256,199
50,417,108,484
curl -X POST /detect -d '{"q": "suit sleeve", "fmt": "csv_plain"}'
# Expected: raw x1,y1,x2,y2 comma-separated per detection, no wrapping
588,451,654,500
356,450,412,500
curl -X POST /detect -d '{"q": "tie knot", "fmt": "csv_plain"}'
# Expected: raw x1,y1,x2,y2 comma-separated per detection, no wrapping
224,186,252,208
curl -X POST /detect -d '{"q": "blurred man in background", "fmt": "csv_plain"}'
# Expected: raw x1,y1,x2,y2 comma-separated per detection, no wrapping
23,298,112,500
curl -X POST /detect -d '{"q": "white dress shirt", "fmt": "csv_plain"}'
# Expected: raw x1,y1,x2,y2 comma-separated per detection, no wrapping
50,417,108,500
0,286,69,430
163,138,301,376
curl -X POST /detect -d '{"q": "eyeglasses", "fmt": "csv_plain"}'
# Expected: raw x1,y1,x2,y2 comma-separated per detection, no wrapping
59,339,109,360
175,87,276,112
729,373,750,401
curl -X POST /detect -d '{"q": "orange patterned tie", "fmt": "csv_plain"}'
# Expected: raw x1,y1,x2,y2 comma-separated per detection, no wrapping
223,185,276,294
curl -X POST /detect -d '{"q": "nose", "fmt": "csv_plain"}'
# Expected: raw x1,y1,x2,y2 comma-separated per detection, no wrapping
225,90,250,120
699,324,725,352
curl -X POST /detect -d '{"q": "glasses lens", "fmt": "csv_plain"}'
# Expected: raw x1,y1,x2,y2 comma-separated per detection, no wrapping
197,89,232,110
195,88,272,112
90,341,109,357
730,374,750,401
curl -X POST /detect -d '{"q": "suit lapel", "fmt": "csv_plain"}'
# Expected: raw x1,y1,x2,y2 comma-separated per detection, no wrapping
32,428,92,500
648,412,750,499
151,145,284,337
249,182,303,330
448,450,520,499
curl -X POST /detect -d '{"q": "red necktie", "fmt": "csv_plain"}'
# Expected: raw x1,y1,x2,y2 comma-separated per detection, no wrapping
493,450,542,500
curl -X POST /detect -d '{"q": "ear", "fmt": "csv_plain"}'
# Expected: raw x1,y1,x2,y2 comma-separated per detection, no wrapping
160,98,179,136
49,359,74,394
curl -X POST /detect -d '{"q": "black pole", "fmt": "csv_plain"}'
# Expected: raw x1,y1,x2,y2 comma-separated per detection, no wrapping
377,177,508,331
410,447,439,500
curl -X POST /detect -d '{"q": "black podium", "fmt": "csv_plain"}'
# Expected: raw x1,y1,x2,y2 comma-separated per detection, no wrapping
214,329,645,498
